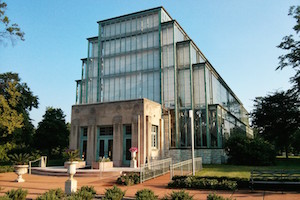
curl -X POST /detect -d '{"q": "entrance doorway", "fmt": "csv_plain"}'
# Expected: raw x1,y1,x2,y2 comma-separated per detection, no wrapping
122,124,132,166
97,126,113,160
80,127,88,160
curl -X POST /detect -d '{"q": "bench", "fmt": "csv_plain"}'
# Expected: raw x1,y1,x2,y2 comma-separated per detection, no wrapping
250,170,300,190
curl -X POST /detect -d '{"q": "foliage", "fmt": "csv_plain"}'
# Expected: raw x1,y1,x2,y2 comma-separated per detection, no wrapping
168,176,237,191
102,185,125,200
5,188,28,200
0,72,38,163
251,91,300,158
35,107,69,158
225,133,276,165
63,149,80,162
0,0,24,44
291,130,300,155
0,81,23,135
36,186,96,200
135,189,158,200
0,165,13,173
116,172,140,186
277,6,300,94
0,196,10,200
162,190,193,200
8,153,31,165
172,175,248,189
76,185,96,200
98,157,111,162
36,188,65,200
207,193,234,200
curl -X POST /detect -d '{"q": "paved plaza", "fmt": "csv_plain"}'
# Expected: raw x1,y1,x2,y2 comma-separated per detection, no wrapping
0,172,300,199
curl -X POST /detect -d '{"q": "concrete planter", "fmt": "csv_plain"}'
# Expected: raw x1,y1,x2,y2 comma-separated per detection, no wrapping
14,165,29,182
65,161,78,194
92,161,113,170
64,160,86,169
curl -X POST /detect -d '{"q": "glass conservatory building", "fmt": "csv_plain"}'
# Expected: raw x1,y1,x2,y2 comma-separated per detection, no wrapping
70,7,252,166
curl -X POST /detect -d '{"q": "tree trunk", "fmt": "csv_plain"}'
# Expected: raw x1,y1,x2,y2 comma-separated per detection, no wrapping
285,145,289,159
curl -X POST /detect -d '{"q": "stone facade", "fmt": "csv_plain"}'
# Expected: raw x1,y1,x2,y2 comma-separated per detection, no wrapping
70,98,162,166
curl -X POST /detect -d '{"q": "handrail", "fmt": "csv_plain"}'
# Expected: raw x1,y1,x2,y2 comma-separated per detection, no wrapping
28,156,47,174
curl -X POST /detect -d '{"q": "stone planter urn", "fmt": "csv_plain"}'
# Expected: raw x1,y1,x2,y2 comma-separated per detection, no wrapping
130,151,137,168
14,165,29,182
65,161,78,194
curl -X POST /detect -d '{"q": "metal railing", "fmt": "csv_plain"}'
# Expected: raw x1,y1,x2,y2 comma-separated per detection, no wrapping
29,156,47,174
170,157,202,179
140,157,172,183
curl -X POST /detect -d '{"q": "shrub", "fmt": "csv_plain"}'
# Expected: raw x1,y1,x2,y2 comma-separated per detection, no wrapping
0,165,14,173
225,134,276,166
5,188,28,200
169,190,193,200
103,185,125,200
168,176,237,190
0,196,11,200
75,186,96,200
116,173,140,186
135,189,158,200
36,188,65,200
207,193,234,200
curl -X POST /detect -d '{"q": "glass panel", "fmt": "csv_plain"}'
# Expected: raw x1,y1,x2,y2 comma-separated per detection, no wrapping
82,140,87,161
100,126,113,135
126,139,131,160
108,140,113,160
99,140,104,158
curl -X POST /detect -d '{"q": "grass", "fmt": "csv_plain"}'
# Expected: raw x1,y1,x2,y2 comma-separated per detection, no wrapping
196,157,300,179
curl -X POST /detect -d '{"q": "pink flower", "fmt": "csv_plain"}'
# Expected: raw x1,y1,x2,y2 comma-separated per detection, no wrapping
129,147,138,153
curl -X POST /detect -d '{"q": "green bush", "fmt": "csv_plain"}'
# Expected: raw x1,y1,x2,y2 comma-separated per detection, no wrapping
207,193,234,200
225,134,276,166
5,188,28,200
36,188,65,200
116,173,140,186
0,165,14,173
0,196,11,200
76,186,96,200
168,190,193,200
102,185,125,200
168,176,237,190
135,189,158,200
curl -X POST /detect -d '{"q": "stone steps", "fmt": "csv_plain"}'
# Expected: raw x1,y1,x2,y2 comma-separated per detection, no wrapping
30,168,121,177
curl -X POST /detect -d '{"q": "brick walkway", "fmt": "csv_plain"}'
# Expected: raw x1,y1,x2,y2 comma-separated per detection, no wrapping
0,172,300,199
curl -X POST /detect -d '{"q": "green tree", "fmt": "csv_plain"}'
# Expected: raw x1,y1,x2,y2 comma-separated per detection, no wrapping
0,0,24,44
251,91,300,158
0,72,38,161
0,81,23,135
34,107,69,157
277,6,300,94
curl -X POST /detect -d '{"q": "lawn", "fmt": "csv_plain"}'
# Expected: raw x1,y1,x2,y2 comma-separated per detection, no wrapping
196,157,300,179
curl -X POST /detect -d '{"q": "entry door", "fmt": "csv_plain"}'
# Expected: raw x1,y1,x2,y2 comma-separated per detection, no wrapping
97,126,113,161
122,125,132,166
98,137,113,160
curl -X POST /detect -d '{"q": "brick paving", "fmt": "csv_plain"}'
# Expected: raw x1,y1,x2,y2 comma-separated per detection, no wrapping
0,172,299,199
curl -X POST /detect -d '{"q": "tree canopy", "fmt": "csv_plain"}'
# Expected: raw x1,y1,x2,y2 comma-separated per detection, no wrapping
35,107,69,157
0,80,23,135
251,91,300,158
277,6,300,94
0,0,24,44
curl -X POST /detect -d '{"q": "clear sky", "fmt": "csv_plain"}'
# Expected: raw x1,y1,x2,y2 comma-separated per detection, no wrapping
1,0,298,126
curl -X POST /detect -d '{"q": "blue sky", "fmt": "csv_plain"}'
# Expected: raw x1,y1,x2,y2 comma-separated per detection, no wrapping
1,0,298,126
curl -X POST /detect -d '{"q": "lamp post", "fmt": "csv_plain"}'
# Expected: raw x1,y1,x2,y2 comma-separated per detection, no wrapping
189,110,195,175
